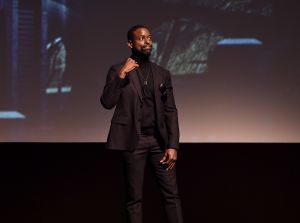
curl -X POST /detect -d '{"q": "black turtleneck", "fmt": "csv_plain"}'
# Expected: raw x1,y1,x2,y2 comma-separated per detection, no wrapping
130,53,157,135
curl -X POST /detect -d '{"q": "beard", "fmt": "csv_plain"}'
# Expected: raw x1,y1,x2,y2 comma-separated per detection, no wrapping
141,45,152,55
132,47,152,61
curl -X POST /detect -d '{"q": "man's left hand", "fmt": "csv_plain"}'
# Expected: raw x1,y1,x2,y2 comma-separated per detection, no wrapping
160,148,177,171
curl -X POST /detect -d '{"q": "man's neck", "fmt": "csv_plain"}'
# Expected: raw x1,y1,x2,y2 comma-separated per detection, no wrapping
130,52,150,65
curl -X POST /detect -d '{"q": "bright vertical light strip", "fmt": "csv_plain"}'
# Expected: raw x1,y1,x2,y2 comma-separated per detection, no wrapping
0,111,26,119
9,0,19,108
61,0,67,27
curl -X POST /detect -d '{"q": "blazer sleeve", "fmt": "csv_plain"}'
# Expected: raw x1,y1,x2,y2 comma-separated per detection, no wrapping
100,65,128,110
163,71,180,150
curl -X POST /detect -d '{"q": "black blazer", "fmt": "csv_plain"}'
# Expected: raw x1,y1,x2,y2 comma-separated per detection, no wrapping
100,61,179,151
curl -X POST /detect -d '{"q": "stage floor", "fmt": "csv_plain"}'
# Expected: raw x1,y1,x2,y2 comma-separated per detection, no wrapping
1,143,299,223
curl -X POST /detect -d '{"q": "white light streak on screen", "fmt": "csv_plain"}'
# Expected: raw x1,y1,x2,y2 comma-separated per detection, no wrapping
217,38,263,45
46,86,72,94
0,111,26,119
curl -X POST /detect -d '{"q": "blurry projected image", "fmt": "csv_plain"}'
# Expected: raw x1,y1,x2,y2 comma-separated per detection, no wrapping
46,0,72,95
151,19,224,75
46,36,68,94
0,0,79,140
1,0,299,142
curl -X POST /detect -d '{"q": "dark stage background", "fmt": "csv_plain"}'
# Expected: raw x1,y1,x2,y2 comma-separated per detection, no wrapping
1,144,300,223
1,0,300,142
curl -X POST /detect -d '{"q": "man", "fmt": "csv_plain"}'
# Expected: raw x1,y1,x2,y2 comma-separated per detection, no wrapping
100,25,183,223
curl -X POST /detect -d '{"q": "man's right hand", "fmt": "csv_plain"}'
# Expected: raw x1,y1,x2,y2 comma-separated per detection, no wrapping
118,58,139,79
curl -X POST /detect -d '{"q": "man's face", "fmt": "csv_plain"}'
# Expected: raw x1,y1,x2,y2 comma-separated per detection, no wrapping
128,28,153,56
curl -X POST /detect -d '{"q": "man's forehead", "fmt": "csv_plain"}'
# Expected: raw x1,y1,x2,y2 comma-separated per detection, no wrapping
134,28,151,36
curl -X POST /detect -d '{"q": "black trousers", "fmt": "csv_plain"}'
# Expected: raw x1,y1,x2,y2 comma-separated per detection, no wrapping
121,134,183,223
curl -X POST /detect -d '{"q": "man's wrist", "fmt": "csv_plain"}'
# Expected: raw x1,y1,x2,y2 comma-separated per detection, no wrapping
118,73,126,79
118,68,127,79
166,148,177,151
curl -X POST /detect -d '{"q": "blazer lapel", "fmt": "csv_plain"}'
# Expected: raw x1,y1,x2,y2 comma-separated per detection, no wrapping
151,63,164,127
151,62,162,102
128,70,143,103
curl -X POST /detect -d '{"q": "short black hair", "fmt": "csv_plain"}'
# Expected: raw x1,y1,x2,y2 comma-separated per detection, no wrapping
127,25,150,41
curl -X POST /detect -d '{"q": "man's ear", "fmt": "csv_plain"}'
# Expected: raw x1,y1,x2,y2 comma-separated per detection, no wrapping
127,40,133,49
